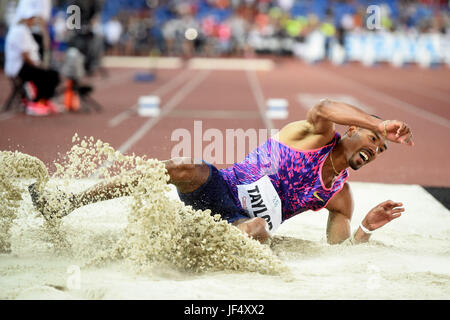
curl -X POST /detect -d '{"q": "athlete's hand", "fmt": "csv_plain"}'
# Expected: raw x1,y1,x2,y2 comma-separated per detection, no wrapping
377,120,414,146
361,200,405,231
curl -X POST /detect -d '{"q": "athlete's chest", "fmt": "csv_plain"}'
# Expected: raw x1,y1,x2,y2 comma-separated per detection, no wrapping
277,164,347,215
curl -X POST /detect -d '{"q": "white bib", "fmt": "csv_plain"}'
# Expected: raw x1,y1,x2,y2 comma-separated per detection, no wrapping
237,175,282,234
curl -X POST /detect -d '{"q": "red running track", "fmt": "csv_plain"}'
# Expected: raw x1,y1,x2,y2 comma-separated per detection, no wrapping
0,59,449,187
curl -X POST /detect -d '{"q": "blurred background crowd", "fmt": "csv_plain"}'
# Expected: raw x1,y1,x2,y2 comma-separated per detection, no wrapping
0,0,449,116
0,0,449,70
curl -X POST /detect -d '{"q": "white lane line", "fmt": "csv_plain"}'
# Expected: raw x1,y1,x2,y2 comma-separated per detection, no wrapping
118,70,211,154
318,68,450,130
246,70,274,131
108,68,192,128
108,109,135,127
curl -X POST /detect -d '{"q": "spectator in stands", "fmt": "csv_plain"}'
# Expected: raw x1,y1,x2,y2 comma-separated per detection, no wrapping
15,0,52,67
2,0,449,73
4,6,60,116
104,17,123,55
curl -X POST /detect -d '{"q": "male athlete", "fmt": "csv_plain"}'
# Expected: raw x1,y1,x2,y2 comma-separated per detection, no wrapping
30,99,414,244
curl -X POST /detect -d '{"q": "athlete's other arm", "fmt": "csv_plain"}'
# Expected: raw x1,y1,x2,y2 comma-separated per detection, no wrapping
326,183,405,244
325,183,353,244
306,99,414,145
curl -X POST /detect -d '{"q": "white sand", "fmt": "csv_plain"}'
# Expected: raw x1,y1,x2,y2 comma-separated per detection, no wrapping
1,181,449,300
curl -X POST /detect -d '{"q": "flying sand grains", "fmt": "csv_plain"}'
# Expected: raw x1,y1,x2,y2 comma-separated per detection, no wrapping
0,136,288,275
0,151,49,252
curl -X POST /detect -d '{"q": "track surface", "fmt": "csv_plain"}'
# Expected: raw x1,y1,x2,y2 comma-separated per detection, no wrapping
1,59,449,187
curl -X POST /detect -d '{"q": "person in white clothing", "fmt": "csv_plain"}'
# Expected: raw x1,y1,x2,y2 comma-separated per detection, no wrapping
4,7,60,115
14,0,52,66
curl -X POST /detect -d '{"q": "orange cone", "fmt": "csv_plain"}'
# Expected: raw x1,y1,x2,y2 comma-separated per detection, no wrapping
64,80,80,112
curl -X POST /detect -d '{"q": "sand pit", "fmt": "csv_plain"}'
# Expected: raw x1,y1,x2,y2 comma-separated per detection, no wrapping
0,138,449,300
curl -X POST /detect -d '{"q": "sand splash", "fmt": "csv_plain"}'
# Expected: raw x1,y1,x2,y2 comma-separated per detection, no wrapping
0,135,287,275
0,151,48,252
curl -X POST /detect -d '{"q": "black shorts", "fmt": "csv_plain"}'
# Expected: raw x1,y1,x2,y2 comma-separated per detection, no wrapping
177,163,249,223
18,63,60,101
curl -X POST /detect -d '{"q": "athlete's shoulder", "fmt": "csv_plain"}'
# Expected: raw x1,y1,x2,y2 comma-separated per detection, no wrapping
277,120,314,140
277,120,337,150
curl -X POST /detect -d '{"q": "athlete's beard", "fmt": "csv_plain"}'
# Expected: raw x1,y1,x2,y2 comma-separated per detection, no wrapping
349,160,361,170
348,153,364,170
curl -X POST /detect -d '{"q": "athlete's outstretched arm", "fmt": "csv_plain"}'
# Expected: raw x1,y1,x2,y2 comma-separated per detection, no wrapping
307,99,414,146
326,183,405,245
353,200,404,243
325,183,353,244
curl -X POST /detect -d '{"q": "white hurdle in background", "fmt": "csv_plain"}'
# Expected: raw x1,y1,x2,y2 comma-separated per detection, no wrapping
138,96,161,117
266,98,289,119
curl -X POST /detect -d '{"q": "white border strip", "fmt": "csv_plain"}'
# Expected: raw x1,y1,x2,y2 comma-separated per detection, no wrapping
103,56,183,69
103,56,275,71
188,58,274,71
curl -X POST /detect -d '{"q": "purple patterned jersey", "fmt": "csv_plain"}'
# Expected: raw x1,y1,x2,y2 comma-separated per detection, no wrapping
220,132,349,222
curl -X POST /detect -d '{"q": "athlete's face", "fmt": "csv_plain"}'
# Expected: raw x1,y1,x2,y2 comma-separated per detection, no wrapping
346,127,388,170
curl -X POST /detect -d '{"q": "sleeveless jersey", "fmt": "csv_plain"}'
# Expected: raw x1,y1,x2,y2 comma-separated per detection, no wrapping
220,132,349,231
